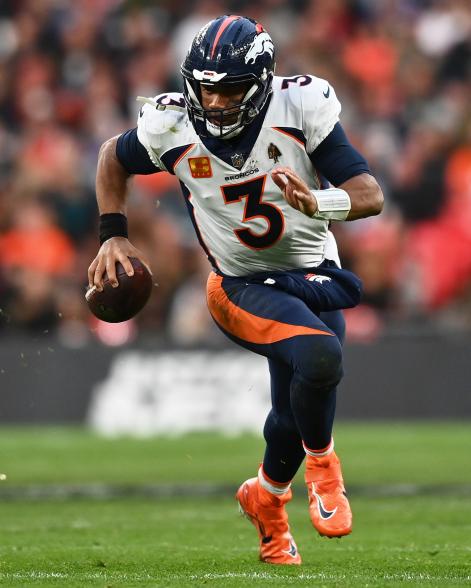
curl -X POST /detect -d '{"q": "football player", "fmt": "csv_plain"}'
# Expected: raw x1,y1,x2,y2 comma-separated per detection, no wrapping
88,15,383,565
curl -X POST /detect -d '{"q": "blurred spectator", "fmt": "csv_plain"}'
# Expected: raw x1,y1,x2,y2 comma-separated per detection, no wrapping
0,199,75,332
0,199,75,276
0,0,470,343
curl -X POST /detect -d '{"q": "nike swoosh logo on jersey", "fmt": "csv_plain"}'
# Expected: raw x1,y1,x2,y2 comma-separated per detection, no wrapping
323,86,330,98
312,484,338,519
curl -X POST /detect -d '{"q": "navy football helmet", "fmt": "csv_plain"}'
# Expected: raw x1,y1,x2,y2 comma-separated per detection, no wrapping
181,15,275,139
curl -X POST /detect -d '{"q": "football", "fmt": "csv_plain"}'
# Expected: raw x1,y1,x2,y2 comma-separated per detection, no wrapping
85,257,153,323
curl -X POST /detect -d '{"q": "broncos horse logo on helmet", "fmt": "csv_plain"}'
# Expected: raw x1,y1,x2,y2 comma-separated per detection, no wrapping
181,15,276,139
245,32,274,65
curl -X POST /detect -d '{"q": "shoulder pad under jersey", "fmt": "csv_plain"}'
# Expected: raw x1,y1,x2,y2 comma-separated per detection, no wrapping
273,75,341,153
136,93,189,170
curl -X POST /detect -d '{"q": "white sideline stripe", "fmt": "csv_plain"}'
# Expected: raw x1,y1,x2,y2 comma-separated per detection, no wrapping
191,572,346,580
188,572,471,582
2,571,470,582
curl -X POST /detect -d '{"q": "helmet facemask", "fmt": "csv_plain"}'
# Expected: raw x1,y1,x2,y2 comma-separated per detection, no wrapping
182,72,272,139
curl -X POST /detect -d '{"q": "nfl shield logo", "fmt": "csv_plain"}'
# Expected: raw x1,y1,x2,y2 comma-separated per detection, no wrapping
231,153,245,169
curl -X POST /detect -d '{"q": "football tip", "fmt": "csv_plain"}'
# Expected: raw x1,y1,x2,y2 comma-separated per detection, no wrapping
85,285,96,302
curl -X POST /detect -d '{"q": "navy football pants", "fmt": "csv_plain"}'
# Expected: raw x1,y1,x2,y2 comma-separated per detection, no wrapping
207,262,360,483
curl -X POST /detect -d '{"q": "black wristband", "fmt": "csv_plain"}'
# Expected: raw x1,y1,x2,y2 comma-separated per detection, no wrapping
99,213,128,245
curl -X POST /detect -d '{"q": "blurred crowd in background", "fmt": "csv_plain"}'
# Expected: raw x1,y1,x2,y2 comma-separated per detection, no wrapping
0,0,470,346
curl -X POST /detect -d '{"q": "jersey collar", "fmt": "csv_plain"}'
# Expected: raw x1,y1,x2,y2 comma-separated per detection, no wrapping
196,94,272,170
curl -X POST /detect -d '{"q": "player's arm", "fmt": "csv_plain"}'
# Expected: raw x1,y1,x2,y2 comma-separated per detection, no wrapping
309,121,383,220
272,123,383,220
337,173,383,220
88,129,158,291
96,135,129,216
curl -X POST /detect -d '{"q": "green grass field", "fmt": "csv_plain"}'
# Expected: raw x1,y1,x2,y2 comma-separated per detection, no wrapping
0,423,470,587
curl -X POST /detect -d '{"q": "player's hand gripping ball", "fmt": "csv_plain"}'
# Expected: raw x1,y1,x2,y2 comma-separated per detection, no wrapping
85,257,153,323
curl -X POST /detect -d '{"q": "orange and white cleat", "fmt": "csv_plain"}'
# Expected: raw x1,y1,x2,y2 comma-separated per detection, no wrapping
236,475,301,565
305,446,352,538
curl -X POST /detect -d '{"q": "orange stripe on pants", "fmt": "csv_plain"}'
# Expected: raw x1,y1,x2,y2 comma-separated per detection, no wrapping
206,272,332,345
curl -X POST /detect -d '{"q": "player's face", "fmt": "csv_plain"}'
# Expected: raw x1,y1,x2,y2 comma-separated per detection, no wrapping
200,83,251,126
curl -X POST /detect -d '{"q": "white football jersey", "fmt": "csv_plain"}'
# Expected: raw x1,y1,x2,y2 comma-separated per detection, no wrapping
137,75,341,276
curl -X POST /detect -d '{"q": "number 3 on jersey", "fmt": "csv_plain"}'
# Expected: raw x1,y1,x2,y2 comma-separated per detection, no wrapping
221,175,285,250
